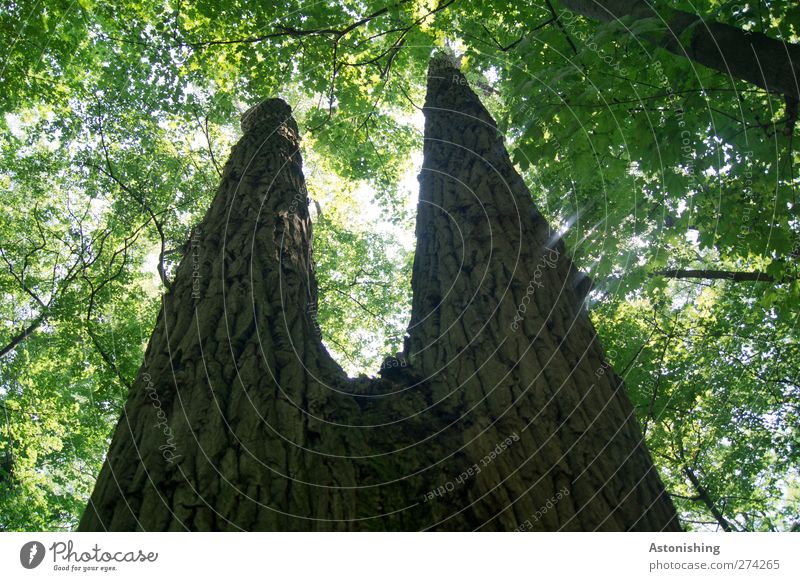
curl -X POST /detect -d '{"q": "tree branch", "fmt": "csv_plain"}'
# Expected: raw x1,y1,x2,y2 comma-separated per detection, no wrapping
547,0,579,55
192,110,223,178
675,437,738,532
654,269,781,283
185,1,409,48
683,465,738,532
558,0,800,100
94,119,173,290
0,315,45,358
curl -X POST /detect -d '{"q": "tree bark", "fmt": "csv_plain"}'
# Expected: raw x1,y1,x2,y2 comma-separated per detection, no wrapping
79,59,680,531
559,0,800,100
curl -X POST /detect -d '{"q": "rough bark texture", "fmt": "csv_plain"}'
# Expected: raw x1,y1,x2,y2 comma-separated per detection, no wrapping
79,60,680,531
559,0,800,100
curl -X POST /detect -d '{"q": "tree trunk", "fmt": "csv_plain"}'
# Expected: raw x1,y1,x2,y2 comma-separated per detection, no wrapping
79,58,680,531
559,0,800,100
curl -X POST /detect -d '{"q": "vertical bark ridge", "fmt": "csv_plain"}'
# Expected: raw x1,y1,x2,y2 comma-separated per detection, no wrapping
405,54,680,531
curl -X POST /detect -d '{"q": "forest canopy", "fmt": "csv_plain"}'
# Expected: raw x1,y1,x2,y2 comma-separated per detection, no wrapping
0,0,799,531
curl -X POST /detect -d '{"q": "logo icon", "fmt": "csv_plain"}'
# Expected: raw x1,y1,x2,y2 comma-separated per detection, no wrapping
20,541,46,569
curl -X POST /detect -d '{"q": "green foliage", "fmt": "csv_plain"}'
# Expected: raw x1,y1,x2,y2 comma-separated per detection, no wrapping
594,282,800,531
303,145,415,375
1,0,798,530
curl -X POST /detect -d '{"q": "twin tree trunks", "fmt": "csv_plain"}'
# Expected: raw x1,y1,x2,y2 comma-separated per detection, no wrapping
79,56,680,531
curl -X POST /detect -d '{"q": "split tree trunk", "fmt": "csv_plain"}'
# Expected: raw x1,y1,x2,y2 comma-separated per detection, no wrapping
79,58,680,531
